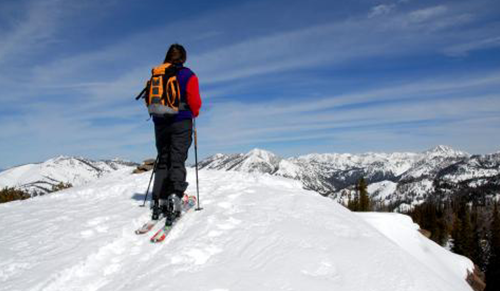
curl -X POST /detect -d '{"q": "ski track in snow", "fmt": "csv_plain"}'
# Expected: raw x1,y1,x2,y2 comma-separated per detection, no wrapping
0,169,472,291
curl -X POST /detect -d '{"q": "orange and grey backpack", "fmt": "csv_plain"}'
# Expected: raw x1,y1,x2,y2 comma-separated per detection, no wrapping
135,63,188,117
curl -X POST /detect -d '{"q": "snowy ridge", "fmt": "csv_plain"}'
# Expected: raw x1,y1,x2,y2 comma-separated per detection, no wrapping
198,148,281,174
199,146,500,208
0,168,473,291
439,152,500,183
0,156,137,195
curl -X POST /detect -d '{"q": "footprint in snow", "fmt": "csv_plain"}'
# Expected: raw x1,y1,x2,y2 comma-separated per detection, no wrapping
301,261,340,280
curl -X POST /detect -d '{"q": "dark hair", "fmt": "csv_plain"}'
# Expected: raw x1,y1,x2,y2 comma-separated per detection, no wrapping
164,43,187,65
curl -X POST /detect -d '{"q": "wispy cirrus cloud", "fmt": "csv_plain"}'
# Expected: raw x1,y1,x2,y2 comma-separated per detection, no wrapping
0,0,110,65
197,70,500,155
368,4,397,18
0,0,62,63
444,36,500,56
191,2,494,88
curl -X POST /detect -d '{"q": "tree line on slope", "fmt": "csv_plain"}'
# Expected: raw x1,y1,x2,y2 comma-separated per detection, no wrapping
343,176,499,291
406,175,500,291
408,197,500,291
0,182,73,204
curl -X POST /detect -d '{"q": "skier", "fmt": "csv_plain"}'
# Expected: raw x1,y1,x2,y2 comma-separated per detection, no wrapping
150,44,202,225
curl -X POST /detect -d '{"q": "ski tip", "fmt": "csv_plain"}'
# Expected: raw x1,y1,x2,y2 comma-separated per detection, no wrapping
151,234,166,243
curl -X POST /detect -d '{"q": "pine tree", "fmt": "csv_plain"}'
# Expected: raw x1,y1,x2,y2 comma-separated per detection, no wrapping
471,205,487,271
426,202,439,241
452,213,463,254
452,203,474,258
486,202,500,291
433,202,448,246
358,177,370,212
461,206,474,258
347,189,359,211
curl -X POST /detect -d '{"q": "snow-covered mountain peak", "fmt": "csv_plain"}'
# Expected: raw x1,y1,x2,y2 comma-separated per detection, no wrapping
44,155,91,166
213,153,226,159
108,157,135,163
244,148,277,161
0,156,137,195
198,149,281,174
49,155,71,161
237,148,281,173
423,145,469,159
297,152,352,163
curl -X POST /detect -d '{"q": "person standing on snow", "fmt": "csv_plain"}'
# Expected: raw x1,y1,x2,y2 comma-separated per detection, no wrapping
150,44,202,225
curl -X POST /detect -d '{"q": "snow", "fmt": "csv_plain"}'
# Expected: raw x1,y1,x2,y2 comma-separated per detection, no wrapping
0,168,473,291
199,146,498,205
275,159,302,179
0,156,135,195
423,145,470,159
367,180,398,200
236,148,281,173
359,213,473,285
200,149,282,174
395,203,413,213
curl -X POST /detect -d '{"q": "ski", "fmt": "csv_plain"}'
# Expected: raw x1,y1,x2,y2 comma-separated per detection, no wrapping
135,194,196,235
135,194,196,236
150,224,173,243
149,195,196,243
135,216,164,235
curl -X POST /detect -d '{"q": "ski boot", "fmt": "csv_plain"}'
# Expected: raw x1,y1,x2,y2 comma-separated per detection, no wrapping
151,199,162,221
164,194,182,226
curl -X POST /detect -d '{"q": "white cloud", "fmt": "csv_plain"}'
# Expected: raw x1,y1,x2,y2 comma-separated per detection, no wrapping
196,71,500,153
408,5,448,23
0,0,106,64
444,36,500,56
1,0,489,104
369,4,397,18
0,0,60,63
1,0,499,167
190,4,489,86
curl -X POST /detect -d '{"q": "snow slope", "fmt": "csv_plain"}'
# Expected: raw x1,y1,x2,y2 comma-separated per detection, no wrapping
0,156,136,195
359,213,472,287
0,169,473,291
367,180,398,200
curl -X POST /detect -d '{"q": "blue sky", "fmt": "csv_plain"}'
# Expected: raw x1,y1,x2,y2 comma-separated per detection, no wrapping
0,0,499,168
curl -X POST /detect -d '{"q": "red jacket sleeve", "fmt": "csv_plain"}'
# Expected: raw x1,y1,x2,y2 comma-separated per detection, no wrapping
186,74,202,117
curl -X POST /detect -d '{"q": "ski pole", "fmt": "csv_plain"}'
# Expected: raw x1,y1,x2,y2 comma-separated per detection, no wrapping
194,118,202,211
140,154,160,207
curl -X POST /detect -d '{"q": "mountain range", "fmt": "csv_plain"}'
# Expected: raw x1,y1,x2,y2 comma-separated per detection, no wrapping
198,146,500,210
0,156,137,195
2,145,499,211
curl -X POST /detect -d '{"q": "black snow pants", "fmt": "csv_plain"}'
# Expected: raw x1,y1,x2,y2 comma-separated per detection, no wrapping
152,118,193,201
